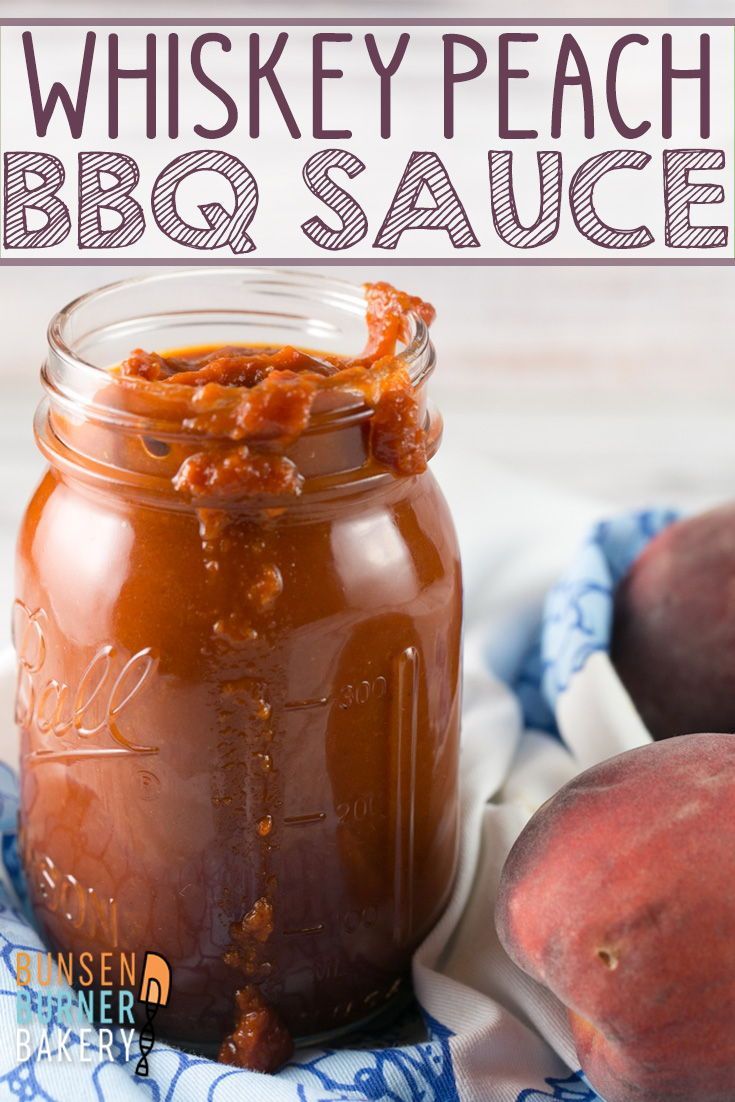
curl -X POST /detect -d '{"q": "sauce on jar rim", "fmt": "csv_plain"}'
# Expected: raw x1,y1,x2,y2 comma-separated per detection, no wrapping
116,280,437,496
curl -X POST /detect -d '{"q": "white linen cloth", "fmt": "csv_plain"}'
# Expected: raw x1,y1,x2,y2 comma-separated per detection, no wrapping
0,458,673,1102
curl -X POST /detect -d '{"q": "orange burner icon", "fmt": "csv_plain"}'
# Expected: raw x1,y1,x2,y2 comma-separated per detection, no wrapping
135,952,172,1077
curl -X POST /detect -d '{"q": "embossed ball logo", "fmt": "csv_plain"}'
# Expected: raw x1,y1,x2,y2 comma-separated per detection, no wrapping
12,599,160,758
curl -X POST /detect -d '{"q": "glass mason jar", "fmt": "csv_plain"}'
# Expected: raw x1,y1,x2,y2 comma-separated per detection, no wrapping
13,269,462,1047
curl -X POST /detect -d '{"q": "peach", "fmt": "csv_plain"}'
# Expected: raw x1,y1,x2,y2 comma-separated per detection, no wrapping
612,505,735,740
496,734,735,1102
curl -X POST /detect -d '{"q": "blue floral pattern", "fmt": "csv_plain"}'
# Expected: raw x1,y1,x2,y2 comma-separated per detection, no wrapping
0,508,672,1100
513,508,678,730
284,1016,457,1102
0,845,459,1102
517,1072,598,1101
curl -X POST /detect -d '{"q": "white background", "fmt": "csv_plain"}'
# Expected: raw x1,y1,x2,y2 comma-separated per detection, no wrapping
1,0,735,648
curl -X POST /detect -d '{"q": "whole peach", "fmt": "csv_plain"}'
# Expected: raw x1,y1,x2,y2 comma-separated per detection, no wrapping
496,734,735,1102
612,505,735,740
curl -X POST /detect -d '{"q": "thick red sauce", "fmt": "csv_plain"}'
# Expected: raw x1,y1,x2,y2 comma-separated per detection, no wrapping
117,282,436,497
16,280,461,1075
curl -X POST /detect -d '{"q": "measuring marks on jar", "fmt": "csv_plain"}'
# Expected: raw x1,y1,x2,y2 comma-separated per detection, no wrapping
279,645,421,949
280,810,327,937
275,695,330,938
269,739,324,934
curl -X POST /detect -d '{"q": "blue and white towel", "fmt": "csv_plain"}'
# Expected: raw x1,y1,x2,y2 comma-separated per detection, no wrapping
0,495,678,1102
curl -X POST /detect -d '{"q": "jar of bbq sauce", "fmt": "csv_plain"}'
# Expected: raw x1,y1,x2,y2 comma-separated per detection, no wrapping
14,269,462,1065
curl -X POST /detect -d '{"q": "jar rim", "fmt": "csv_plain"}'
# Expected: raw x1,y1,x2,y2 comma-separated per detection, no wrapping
38,268,439,502
45,267,434,429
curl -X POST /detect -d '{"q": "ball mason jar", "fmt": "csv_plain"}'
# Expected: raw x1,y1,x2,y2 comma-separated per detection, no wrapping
13,269,462,1046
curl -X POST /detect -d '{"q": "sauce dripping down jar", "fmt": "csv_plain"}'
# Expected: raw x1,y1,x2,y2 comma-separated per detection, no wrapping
14,269,462,1058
